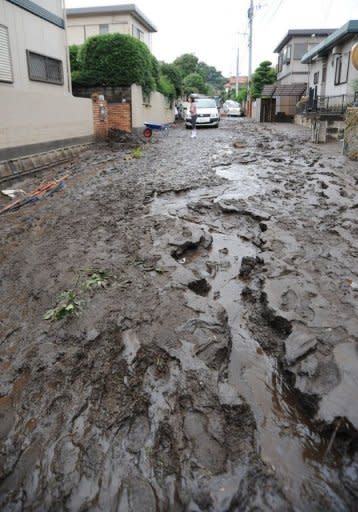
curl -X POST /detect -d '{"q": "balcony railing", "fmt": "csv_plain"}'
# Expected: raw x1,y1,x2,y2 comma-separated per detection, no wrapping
297,93,358,114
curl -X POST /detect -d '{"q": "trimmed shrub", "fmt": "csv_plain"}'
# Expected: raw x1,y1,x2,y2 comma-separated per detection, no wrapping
78,33,156,95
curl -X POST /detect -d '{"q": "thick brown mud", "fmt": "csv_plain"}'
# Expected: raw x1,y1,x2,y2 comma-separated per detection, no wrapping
0,119,357,511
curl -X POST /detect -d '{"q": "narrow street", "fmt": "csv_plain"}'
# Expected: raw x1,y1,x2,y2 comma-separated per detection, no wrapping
0,118,357,511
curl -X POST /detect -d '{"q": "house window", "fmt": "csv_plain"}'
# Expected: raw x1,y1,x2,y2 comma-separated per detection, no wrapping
99,24,109,34
334,53,349,85
27,51,63,85
294,43,308,60
322,65,327,83
0,25,13,83
278,53,283,72
132,25,144,42
284,45,291,64
313,71,319,84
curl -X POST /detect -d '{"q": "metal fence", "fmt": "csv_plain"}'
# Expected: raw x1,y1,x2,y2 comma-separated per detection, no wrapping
302,93,358,114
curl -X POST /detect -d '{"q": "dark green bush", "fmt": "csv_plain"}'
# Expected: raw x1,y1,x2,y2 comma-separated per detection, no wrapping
78,33,156,95
157,75,175,105
69,44,81,72
160,63,182,97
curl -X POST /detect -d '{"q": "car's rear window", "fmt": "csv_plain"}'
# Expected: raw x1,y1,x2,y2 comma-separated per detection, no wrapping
196,99,217,108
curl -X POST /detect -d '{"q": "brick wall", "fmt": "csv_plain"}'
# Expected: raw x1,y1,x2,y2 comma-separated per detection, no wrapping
107,103,131,133
92,93,131,140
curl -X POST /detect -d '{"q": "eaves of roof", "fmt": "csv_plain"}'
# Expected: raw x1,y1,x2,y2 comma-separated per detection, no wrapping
261,82,307,97
274,28,336,53
301,20,358,63
66,4,157,32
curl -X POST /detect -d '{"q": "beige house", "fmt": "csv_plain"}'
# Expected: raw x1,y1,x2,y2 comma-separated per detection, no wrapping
0,0,93,164
66,4,157,49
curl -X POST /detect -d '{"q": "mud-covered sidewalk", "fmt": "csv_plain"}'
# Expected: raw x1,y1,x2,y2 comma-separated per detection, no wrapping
0,119,357,511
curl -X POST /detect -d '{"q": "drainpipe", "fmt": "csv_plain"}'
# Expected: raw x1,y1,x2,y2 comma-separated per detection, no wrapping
61,0,72,94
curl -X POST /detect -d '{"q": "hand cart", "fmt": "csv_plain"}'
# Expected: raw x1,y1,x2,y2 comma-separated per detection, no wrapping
143,122,170,138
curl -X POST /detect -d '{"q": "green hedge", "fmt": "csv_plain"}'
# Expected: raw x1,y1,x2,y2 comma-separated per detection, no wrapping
76,33,156,95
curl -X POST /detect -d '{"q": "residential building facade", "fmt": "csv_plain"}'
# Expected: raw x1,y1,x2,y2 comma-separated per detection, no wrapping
0,0,93,162
66,4,157,49
301,20,358,112
271,28,335,117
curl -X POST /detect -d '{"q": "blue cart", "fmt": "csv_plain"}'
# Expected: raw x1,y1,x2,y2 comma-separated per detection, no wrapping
143,122,170,138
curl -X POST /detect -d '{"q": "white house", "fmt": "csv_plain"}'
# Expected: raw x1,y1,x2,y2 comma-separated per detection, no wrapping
0,0,93,164
301,20,358,112
66,4,157,49
270,28,336,117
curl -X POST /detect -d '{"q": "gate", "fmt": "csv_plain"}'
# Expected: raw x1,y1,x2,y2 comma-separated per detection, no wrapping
260,98,276,122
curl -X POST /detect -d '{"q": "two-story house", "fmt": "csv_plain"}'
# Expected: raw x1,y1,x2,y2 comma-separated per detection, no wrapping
269,28,336,118
0,0,93,169
301,20,358,112
66,4,157,49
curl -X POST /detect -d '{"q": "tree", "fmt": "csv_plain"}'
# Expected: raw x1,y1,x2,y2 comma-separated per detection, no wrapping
160,63,182,97
236,88,248,103
197,62,226,92
173,53,198,78
157,75,176,105
183,72,207,96
69,44,81,72
251,60,276,99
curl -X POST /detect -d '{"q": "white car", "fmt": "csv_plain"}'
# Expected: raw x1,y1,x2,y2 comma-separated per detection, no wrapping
185,97,220,128
223,100,244,117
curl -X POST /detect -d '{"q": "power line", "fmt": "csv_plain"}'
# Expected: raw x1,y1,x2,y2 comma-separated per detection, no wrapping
263,0,286,25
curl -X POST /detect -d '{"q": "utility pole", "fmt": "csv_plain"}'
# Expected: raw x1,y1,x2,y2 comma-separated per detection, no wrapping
246,0,254,117
247,0,254,95
235,47,239,96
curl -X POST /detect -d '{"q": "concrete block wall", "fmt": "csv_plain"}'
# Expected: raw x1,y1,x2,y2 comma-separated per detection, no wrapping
0,144,91,182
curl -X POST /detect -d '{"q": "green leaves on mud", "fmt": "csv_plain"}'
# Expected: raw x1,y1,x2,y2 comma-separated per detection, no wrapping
44,268,113,322
84,270,111,289
44,289,82,321
132,147,142,159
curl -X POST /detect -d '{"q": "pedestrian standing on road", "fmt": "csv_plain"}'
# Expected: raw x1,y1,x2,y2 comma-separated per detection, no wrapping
189,95,197,138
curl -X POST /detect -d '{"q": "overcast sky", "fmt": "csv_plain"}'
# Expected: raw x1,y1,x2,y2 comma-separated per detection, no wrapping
65,0,358,78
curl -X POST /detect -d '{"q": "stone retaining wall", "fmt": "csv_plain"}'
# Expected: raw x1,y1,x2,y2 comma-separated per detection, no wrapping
295,113,345,143
343,108,358,160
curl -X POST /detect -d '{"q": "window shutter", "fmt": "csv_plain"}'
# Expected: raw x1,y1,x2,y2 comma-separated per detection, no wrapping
0,25,13,83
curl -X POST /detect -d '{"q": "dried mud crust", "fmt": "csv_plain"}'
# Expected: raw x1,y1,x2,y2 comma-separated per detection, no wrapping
0,120,357,510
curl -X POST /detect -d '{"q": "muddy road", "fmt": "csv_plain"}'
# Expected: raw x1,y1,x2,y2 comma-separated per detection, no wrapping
0,119,357,511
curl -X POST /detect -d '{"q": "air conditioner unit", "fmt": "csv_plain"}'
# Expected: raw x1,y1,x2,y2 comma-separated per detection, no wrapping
332,46,342,55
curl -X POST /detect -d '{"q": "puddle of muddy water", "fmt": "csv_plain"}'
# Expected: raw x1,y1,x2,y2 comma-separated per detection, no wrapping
150,189,348,510
150,163,267,218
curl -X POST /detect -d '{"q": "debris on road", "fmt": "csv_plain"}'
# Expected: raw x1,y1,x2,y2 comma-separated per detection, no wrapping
1,189,26,199
0,176,68,214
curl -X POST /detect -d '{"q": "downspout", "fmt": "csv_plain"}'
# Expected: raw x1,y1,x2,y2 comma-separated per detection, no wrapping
61,0,72,94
